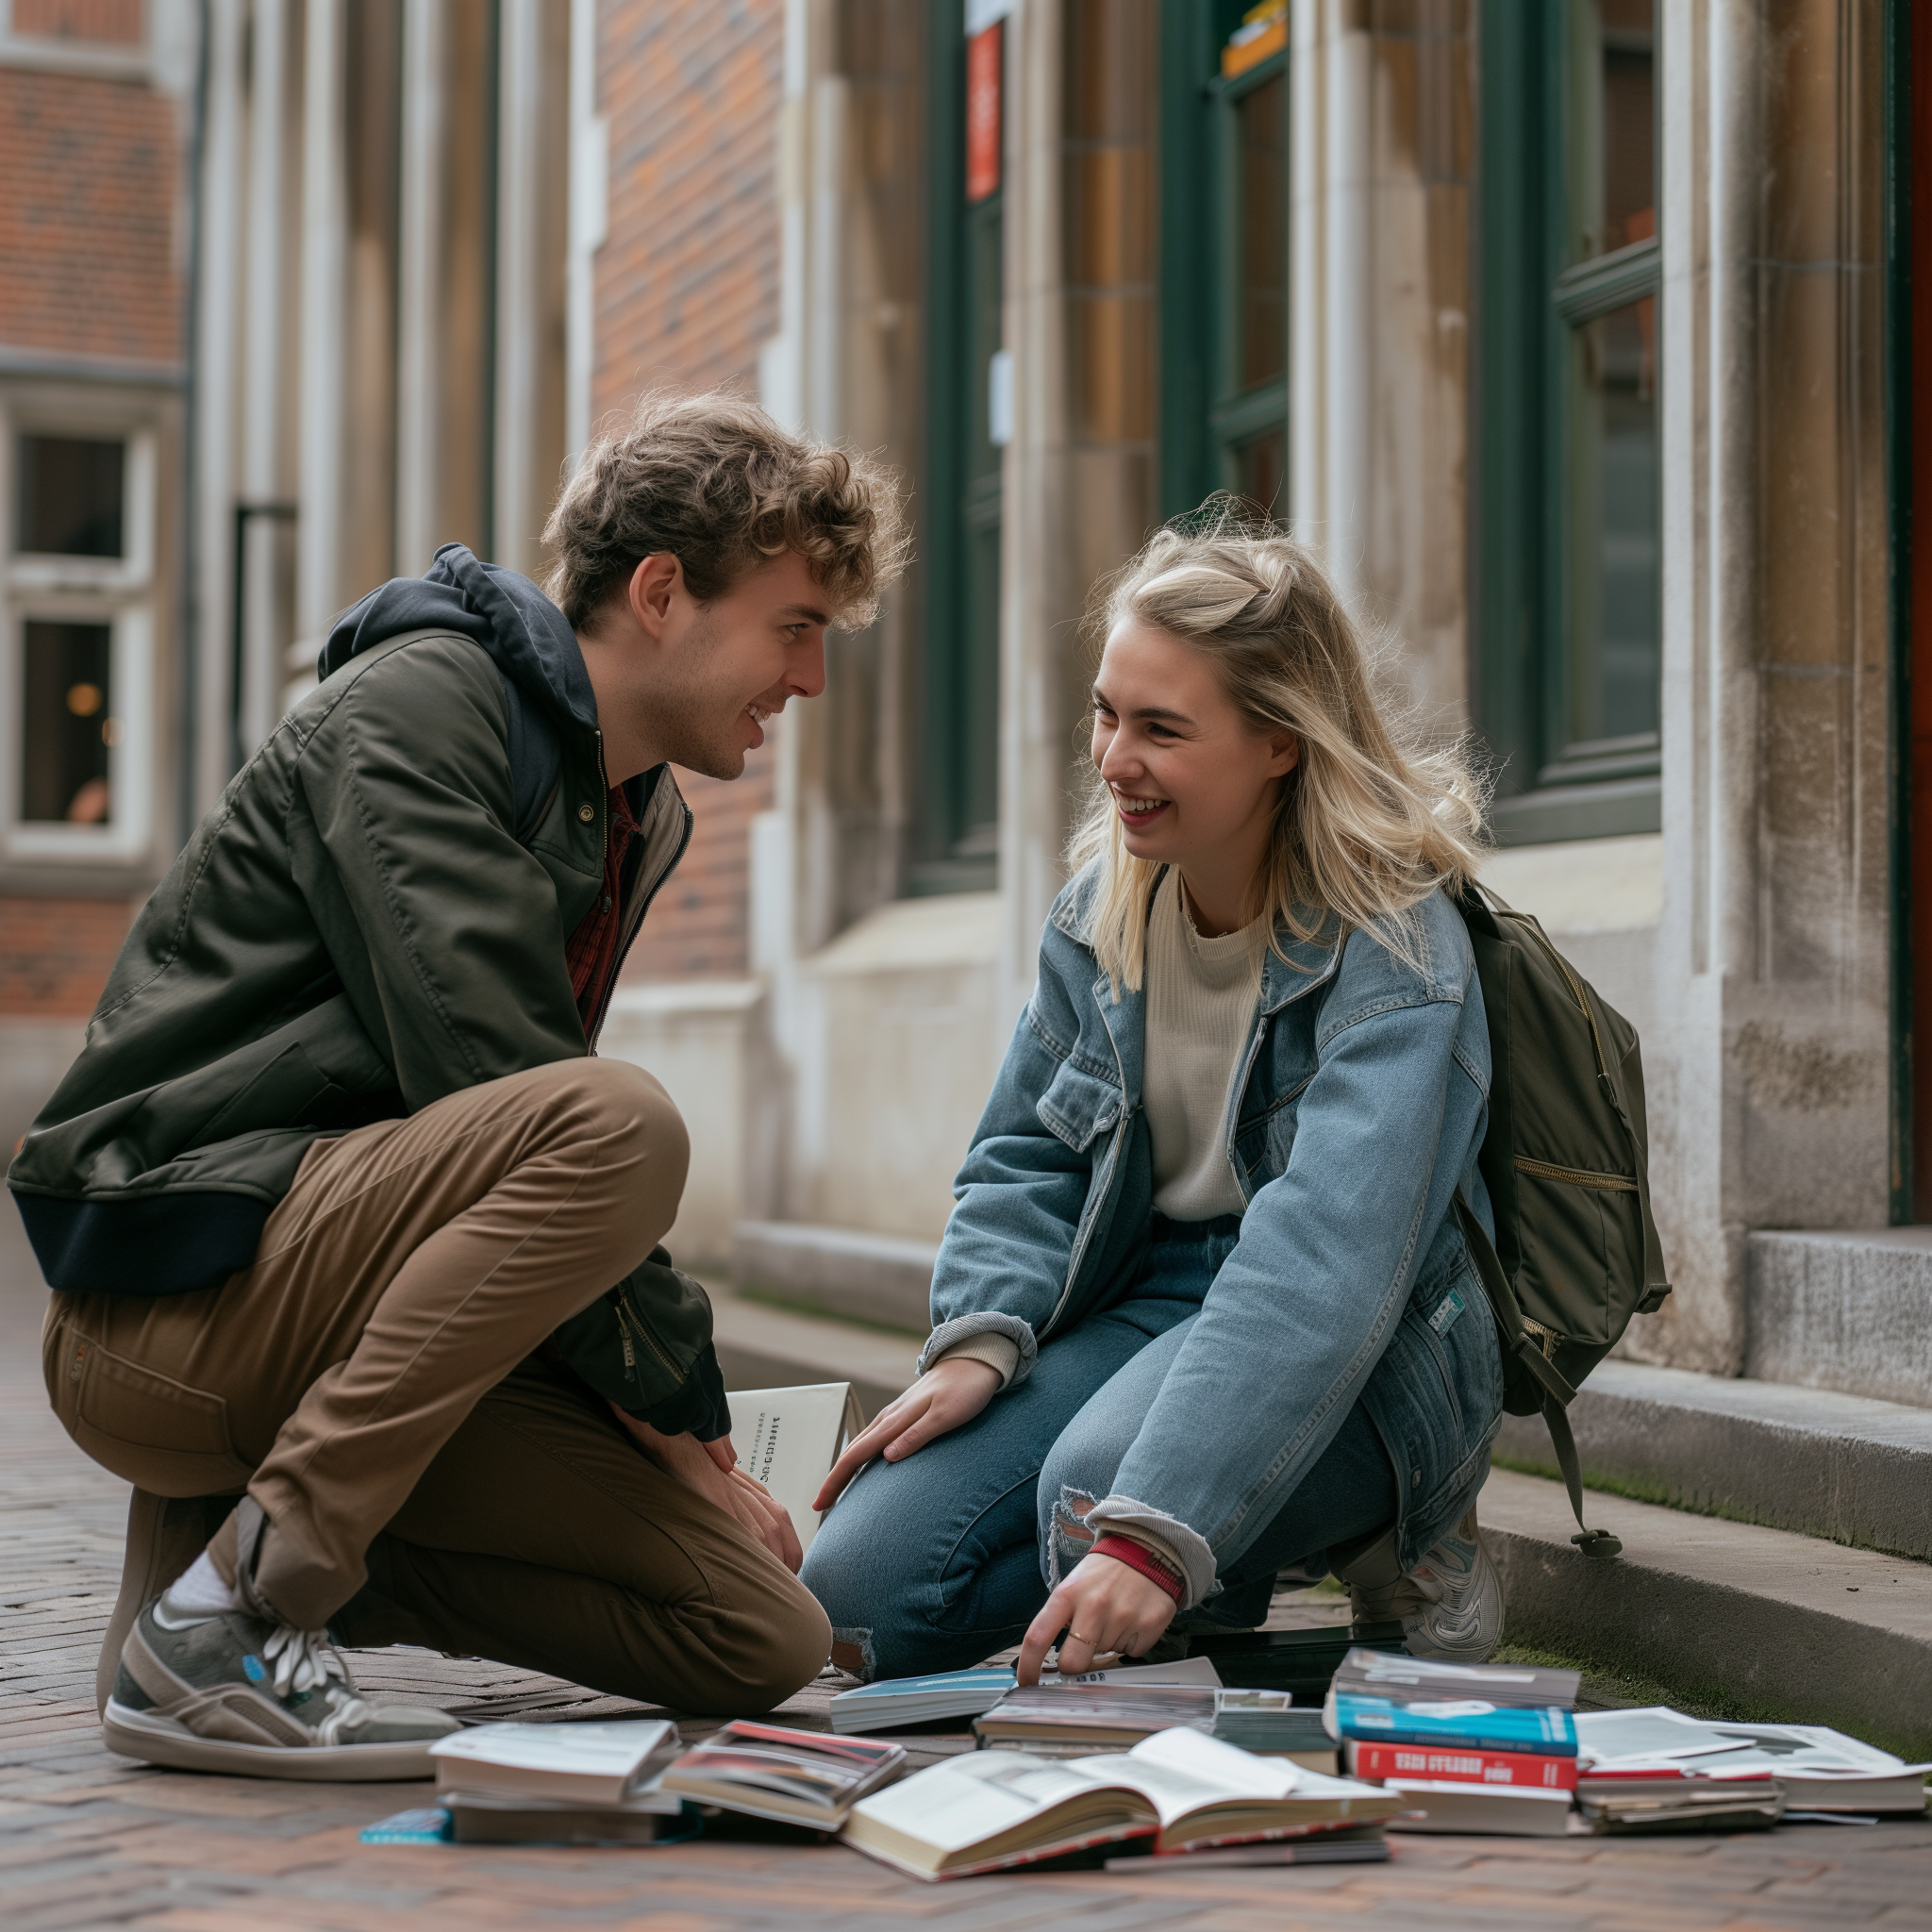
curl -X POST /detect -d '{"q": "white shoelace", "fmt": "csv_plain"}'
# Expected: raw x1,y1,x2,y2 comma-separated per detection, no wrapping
259,1624,376,1738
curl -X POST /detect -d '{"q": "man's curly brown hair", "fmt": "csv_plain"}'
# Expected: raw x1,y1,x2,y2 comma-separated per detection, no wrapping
542,390,908,631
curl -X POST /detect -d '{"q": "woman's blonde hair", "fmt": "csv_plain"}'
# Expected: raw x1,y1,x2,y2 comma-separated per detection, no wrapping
1068,502,1488,993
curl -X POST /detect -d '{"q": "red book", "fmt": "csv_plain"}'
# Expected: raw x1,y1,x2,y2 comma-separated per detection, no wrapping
1344,1739,1579,1791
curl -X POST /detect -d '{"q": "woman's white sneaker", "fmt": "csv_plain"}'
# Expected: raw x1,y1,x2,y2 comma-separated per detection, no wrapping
1344,1509,1504,1664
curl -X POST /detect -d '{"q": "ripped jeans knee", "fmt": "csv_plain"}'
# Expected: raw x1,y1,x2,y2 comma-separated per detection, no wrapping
1047,1485,1099,1589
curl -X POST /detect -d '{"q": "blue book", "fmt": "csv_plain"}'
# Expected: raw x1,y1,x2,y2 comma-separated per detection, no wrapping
1332,1693,1578,1757
829,1668,1017,1734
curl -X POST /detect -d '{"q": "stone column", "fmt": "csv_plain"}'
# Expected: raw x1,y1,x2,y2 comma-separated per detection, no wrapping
1643,0,1891,1373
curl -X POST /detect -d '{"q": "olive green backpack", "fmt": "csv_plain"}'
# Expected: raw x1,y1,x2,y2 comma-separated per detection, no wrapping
1450,880,1673,1557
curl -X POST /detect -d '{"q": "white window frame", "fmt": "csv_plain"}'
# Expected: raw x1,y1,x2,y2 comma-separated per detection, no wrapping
0,408,159,865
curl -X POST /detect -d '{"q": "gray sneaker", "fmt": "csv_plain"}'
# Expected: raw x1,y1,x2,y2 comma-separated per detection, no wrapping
103,1597,458,1780
1346,1510,1504,1664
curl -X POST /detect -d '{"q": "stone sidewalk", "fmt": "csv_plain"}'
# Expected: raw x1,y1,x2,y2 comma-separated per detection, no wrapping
4,1214,1931,1930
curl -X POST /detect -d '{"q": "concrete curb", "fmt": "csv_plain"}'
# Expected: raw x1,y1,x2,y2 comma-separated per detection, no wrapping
1480,1468,1932,1758
1493,1361,1932,1559
733,1221,937,1333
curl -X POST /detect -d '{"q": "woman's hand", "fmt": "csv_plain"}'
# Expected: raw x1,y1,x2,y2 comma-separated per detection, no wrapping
812,1356,1003,1512
1016,1550,1179,1685
609,1406,805,1573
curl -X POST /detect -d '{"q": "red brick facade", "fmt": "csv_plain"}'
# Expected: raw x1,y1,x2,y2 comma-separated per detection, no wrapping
0,896,130,1018
13,0,145,42
0,67,181,365
598,2,783,983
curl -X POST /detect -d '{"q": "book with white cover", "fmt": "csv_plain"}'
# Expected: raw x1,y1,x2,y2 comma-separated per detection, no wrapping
727,1381,865,1556
841,1725,1406,1880
428,1719,679,1806
1573,1708,1932,1813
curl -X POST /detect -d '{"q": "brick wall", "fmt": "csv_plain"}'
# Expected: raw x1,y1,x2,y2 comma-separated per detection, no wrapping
13,0,145,42
0,896,130,1018
598,0,782,983
0,68,180,365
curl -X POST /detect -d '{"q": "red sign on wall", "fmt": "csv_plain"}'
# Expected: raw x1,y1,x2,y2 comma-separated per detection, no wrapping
966,23,1002,204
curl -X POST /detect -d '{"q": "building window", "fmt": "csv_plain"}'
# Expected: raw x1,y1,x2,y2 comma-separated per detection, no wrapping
1477,0,1660,843
1161,2,1290,520
3,420,157,861
916,5,1007,894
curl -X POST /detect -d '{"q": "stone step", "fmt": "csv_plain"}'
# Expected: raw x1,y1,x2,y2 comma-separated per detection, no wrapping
705,1276,919,1423
1479,1466,1932,1758
1493,1360,1932,1560
1746,1228,1932,1407
734,1220,937,1333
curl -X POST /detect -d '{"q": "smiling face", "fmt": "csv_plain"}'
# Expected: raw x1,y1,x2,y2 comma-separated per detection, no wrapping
1090,619,1298,930
591,548,830,783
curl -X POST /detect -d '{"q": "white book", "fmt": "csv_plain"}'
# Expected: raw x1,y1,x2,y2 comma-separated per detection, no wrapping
727,1381,865,1556
429,1718,680,1806
841,1725,1405,1880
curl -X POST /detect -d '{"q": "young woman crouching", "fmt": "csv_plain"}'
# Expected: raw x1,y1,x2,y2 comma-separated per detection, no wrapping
801,510,1504,1685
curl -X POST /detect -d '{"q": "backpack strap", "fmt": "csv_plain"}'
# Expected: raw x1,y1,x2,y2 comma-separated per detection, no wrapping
1453,1192,1624,1560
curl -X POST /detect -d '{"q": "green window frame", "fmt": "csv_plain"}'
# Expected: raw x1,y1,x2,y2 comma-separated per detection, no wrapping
1160,2,1290,521
915,6,1005,896
1477,1,1663,844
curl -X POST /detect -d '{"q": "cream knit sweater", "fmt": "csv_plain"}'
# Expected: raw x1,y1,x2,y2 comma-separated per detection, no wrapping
1142,868,1265,1223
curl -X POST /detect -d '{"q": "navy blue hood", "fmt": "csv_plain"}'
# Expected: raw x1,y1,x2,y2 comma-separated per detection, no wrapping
320,542,597,732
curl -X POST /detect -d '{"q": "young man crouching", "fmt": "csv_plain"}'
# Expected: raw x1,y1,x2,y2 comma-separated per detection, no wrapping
9,392,905,1778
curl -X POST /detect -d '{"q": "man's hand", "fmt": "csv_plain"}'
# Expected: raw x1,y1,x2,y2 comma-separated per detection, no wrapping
813,1356,1002,1512
609,1405,805,1573
1015,1551,1179,1685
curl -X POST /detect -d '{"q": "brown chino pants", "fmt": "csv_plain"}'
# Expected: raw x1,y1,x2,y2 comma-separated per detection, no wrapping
42,1058,832,1715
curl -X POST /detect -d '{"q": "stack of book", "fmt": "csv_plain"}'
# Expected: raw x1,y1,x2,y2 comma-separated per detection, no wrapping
1573,1709,1932,1819
1182,1621,1407,1701
840,1724,1406,1879
1327,1649,1583,1836
974,1683,1339,1773
827,1655,1221,1737
427,1719,688,1845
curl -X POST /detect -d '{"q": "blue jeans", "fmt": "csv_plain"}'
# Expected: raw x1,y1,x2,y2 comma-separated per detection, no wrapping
799,1217,1402,1682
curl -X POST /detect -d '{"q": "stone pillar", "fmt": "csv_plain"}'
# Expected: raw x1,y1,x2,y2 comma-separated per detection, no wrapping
295,0,346,643
1643,0,1891,1374
395,0,446,577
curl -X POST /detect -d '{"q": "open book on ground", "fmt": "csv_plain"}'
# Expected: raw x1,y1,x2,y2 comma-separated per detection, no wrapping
841,1725,1405,1880
1573,1709,1932,1814
658,1721,906,1827
828,1655,1222,1735
727,1382,865,1556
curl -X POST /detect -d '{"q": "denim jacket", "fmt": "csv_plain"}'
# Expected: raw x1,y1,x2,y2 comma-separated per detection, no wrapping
923,865,1503,1607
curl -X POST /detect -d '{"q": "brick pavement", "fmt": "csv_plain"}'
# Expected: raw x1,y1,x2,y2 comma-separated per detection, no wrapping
4,1211,1931,1930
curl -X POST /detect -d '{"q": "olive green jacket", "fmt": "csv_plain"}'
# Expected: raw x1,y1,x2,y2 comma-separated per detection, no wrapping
8,546,728,1437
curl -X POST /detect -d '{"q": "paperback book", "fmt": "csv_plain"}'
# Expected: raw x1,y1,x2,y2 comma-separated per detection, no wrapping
1101,1824,1391,1870
974,1683,1332,1764
1329,1693,1578,1757
427,1718,689,1846
428,1718,681,1807
658,1721,907,1827
828,1655,1221,1735
841,1724,1406,1880
1344,1739,1578,1792
1331,1647,1580,1712
1378,1780,1576,1837
726,1382,865,1557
